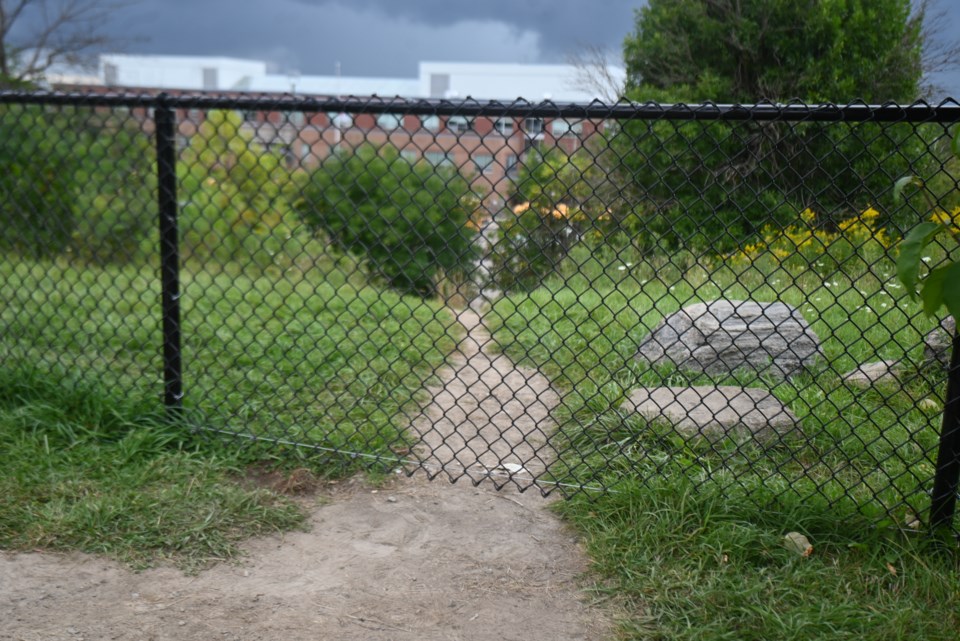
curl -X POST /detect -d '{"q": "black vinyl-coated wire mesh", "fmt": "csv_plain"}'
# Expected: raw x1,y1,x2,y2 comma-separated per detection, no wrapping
2,91,959,538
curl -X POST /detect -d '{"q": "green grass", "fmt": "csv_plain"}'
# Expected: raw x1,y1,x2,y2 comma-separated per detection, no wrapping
490,245,947,520
557,480,960,641
0,255,457,473
0,369,306,572
489,243,960,639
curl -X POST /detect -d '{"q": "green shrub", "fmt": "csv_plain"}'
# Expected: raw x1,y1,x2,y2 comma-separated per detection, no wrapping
493,148,613,290
0,106,77,258
494,201,579,290
179,110,307,270
612,116,938,254
297,144,479,297
69,117,158,263
0,105,159,264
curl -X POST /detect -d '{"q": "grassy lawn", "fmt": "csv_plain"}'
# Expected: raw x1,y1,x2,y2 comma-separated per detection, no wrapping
557,479,960,641
2,225,957,638
0,368,305,572
0,252,456,570
490,246,946,515
489,243,960,639
0,256,457,473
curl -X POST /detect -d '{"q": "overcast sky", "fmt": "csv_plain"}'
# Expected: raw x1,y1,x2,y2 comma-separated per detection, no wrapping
13,0,960,98
111,0,637,76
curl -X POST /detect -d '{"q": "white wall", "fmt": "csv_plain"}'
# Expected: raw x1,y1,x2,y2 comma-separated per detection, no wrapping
419,61,626,102
94,54,625,101
100,54,268,90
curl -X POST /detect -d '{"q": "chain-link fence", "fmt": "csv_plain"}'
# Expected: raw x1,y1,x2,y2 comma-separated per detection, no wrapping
2,90,959,536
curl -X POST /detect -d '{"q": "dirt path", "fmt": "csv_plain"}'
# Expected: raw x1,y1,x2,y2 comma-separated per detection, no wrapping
411,308,560,490
1,477,610,641
1,308,611,640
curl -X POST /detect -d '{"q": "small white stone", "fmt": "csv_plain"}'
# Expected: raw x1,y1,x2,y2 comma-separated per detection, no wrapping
783,532,813,557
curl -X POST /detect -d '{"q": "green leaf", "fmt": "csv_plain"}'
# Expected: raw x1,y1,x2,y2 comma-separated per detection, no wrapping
920,265,950,316
897,221,942,294
893,175,924,204
941,262,960,320
952,126,960,161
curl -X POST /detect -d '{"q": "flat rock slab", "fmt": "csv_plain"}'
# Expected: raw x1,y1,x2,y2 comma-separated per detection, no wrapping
636,300,821,380
621,385,801,445
841,360,900,387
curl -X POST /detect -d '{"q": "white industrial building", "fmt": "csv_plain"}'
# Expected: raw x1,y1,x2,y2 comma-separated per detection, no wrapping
89,53,625,102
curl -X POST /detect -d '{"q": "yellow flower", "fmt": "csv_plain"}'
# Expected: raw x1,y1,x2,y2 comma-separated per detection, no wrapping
931,208,960,234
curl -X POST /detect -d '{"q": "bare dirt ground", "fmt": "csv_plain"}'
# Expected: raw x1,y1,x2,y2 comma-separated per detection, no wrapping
1,477,611,641
1,309,613,640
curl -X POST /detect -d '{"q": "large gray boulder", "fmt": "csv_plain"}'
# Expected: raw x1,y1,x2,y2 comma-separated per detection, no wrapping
620,385,801,445
636,300,821,380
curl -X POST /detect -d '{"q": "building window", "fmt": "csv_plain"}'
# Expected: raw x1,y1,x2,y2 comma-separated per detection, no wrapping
289,111,305,127
401,149,418,162
474,154,494,174
425,151,452,167
523,139,545,158
523,118,544,135
377,113,402,130
421,115,440,131
328,112,353,128
551,119,583,137
505,154,519,176
494,118,514,136
447,115,472,134
243,110,259,122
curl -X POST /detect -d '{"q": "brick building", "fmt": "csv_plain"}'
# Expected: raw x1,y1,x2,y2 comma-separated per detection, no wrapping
55,54,624,203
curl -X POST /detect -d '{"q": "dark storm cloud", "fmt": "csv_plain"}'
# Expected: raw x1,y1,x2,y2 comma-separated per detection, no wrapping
8,0,959,97
298,0,639,57
74,0,636,75
91,0,629,75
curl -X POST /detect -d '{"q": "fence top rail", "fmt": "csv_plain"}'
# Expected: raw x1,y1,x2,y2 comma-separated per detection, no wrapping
1,90,959,122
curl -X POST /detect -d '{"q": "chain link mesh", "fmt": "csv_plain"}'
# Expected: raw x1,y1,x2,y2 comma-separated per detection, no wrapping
2,91,959,536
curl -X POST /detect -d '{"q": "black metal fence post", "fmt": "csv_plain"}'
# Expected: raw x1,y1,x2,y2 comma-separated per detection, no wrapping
154,94,184,418
930,330,960,531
